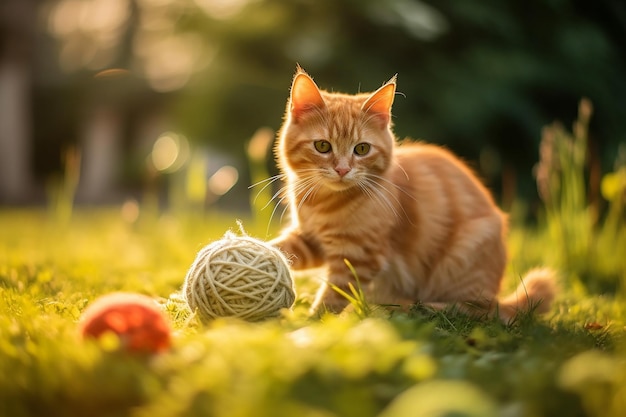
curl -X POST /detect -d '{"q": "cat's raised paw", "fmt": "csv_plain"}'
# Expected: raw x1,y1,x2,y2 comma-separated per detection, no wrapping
310,290,350,315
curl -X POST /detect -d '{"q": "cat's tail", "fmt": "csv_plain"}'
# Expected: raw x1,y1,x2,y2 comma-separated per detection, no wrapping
496,268,557,323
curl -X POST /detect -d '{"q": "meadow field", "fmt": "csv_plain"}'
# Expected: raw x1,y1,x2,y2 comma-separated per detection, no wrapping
0,199,625,417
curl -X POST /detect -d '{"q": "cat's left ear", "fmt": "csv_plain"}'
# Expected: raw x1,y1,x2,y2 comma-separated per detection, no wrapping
362,75,397,127
290,69,325,122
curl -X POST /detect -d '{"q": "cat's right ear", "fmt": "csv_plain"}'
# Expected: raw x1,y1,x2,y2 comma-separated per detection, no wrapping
362,76,396,127
290,70,325,122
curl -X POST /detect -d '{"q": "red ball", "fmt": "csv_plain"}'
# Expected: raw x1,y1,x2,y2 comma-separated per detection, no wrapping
79,293,171,354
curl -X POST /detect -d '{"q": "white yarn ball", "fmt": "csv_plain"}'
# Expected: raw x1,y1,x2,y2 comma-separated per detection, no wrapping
183,231,295,322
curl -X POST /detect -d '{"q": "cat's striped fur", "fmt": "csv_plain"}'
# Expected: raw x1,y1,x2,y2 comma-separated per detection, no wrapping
270,68,555,322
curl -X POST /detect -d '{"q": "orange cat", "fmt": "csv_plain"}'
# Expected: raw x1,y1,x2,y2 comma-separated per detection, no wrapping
270,67,555,322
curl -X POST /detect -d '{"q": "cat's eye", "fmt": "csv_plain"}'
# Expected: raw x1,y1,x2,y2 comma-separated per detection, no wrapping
354,143,371,156
314,140,332,153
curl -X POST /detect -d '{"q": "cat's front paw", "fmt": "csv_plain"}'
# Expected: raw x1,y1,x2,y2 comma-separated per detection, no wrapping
310,289,350,314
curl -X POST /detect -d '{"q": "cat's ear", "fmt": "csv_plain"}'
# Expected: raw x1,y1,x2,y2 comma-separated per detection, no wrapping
362,75,397,127
290,69,325,122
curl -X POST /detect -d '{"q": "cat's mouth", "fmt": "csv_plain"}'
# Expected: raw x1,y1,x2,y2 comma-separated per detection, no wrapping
322,174,358,191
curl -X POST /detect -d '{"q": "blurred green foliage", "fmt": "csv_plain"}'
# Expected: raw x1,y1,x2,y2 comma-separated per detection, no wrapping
30,0,626,207
177,0,626,181
535,99,626,293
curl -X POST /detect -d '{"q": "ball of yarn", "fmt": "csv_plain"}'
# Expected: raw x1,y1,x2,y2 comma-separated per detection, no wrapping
183,231,295,322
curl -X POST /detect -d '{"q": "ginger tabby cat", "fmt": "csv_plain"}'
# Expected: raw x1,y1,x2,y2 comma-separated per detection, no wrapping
270,67,555,322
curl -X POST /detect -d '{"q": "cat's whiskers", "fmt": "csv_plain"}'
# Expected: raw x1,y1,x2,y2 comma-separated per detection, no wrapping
266,171,323,223
266,171,315,210
295,176,323,212
249,173,287,207
362,175,414,225
248,174,284,190
266,184,291,223
369,173,416,202
269,171,319,225
359,177,402,220
269,192,291,226
393,160,411,182
250,169,320,228
357,181,391,217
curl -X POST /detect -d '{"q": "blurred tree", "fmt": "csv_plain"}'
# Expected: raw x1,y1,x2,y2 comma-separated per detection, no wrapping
5,0,626,210
0,0,36,203
169,0,626,207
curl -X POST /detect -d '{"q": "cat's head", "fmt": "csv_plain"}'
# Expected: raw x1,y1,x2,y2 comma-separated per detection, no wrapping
277,67,397,192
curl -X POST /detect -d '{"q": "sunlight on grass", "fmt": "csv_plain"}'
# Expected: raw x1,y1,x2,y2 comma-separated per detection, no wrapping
1,206,625,417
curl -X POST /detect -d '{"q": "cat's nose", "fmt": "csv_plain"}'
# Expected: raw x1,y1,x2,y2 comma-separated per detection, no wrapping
334,166,351,177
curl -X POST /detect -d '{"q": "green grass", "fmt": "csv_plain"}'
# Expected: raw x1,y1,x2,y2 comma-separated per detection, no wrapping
1,208,625,417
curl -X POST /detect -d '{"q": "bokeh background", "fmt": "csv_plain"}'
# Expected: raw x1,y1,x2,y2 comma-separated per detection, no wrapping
1,0,625,217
